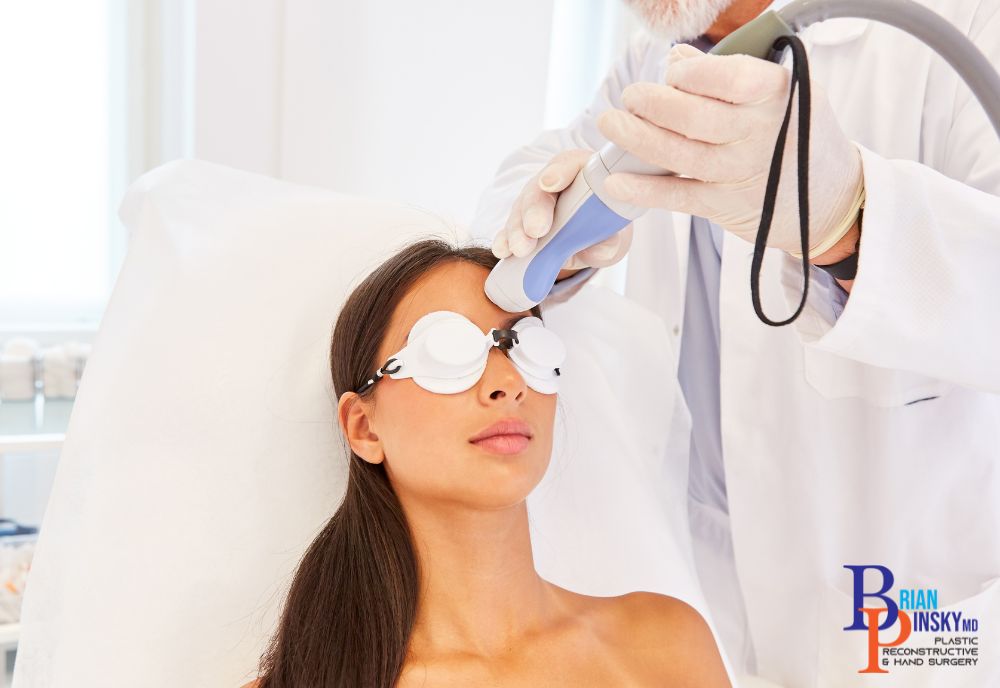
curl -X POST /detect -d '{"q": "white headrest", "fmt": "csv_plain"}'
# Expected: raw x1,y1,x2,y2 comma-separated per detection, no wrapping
13,160,704,687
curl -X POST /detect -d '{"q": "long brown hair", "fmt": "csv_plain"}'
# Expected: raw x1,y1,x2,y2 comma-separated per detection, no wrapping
255,238,544,687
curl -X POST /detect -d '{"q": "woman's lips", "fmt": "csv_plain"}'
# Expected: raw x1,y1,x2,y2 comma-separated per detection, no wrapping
470,434,531,455
469,417,532,442
469,418,532,455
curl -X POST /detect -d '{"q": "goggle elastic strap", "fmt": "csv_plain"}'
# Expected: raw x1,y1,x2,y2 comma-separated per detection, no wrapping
356,357,401,395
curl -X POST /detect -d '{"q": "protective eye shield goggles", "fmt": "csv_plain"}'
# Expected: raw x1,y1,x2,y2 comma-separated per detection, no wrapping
355,310,566,395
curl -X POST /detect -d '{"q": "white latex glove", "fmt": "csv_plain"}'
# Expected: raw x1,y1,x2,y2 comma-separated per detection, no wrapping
597,43,864,258
491,149,634,270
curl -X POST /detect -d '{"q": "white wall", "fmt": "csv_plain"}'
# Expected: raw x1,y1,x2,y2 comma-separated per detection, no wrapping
280,1,556,225
190,0,284,176
178,0,558,226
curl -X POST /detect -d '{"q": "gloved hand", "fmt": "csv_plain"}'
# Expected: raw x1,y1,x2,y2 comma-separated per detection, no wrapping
597,43,865,259
491,149,634,270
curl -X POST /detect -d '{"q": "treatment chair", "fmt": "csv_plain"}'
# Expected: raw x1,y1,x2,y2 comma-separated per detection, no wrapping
12,160,714,687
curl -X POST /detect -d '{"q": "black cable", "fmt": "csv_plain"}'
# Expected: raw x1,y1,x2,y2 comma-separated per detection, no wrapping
750,34,812,326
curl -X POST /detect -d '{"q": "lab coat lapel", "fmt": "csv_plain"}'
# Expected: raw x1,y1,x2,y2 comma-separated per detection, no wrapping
624,208,689,371
672,210,691,317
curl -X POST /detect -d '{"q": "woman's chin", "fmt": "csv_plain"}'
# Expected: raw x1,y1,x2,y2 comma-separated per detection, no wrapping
462,441,549,499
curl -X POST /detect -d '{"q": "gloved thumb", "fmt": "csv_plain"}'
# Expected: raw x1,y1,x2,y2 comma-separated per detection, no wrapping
667,42,704,68
573,224,634,269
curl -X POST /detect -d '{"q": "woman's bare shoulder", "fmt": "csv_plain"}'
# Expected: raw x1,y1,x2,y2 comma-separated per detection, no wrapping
615,590,705,623
239,680,261,688
605,591,732,687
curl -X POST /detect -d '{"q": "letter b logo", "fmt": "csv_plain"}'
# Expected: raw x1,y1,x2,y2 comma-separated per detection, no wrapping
843,565,898,631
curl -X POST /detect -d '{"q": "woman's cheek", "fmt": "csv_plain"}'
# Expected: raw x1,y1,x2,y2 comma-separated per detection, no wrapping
382,390,464,491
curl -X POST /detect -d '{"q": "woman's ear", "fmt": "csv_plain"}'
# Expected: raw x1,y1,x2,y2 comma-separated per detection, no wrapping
338,391,385,464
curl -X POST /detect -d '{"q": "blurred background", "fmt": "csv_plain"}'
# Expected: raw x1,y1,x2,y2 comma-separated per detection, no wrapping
0,1,644,682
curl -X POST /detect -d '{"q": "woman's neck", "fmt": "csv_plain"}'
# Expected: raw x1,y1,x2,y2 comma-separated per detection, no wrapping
401,495,562,659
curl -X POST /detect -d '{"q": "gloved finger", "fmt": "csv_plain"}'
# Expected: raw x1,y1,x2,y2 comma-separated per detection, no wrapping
508,231,538,257
519,185,557,239
621,83,750,145
575,224,634,268
537,149,591,193
491,228,511,259
666,53,790,105
503,203,539,258
560,251,593,271
576,233,621,265
667,42,705,66
492,193,523,259
598,108,757,184
520,149,591,239
603,172,735,220
496,193,528,257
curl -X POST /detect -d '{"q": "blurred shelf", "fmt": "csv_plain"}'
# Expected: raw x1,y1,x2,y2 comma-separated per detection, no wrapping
0,623,18,646
0,435,64,452
0,398,73,451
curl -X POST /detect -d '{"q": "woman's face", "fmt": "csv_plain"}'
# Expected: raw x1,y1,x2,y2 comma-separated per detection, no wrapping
340,261,558,510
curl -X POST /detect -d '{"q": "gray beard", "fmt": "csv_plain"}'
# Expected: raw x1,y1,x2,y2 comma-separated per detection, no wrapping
621,0,736,42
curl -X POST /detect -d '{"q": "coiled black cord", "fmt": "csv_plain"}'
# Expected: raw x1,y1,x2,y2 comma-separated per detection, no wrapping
750,34,811,326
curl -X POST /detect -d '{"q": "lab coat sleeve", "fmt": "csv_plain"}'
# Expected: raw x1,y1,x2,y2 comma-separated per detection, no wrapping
780,5,1000,394
468,32,671,308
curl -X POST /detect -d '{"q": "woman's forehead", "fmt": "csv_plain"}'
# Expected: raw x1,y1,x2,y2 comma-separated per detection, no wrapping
381,262,531,356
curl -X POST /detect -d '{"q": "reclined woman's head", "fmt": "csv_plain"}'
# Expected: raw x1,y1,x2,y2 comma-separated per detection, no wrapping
256,238,563,687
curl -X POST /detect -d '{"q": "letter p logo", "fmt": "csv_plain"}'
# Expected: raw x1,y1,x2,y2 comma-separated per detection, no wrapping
859,608,912,673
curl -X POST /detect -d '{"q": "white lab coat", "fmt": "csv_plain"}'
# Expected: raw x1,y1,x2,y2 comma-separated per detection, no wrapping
470,0,1000,685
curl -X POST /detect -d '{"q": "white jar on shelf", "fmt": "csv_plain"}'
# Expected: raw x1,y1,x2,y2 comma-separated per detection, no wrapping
0,338,40,402
41,346,76,399
64,341,92,387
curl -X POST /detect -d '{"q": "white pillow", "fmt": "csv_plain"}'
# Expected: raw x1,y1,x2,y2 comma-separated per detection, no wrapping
13,159,707,687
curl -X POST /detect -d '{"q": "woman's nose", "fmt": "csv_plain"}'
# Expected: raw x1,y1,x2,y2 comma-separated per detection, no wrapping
478,347,527,402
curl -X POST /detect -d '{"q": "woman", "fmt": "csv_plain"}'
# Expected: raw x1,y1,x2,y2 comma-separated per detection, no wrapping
243,239,730,687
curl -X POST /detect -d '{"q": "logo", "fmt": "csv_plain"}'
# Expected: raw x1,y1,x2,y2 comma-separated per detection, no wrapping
844,565,981,674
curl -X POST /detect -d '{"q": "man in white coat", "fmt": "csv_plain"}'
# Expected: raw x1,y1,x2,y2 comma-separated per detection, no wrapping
471,0,1000,685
